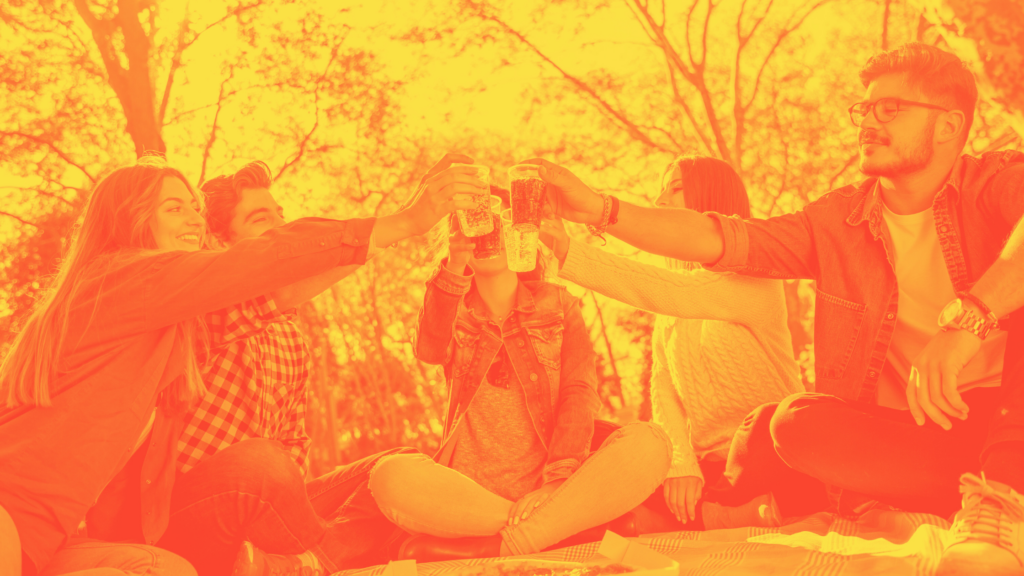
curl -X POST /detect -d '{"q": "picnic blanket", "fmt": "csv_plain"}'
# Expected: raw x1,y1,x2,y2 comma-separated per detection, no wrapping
335,510,956,576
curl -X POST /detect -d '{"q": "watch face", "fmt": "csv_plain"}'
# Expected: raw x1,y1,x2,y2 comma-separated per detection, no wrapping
938,299,963,327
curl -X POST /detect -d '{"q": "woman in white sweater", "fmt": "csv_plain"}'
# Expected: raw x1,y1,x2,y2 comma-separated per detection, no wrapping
541,156,805,529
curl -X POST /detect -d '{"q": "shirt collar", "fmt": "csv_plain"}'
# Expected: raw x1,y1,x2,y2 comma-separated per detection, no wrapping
845,156,965,237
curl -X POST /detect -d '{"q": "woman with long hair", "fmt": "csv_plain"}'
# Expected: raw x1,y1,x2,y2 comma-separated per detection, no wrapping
540,156,806,531
0,156,476,576
367,185,671,560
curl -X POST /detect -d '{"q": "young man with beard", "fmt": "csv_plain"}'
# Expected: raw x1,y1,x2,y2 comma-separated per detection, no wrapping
535,43,1024,575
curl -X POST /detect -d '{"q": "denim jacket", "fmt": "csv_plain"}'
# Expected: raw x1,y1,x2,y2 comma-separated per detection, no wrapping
709,151,1024,402
415,262,601,484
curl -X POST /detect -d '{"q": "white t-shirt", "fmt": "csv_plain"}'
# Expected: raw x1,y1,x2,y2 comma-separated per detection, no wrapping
876,201,1006,409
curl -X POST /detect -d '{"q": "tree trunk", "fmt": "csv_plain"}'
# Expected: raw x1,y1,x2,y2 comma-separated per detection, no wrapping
75,0,166,156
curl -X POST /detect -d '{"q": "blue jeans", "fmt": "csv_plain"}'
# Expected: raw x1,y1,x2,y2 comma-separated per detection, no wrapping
33,538,195,576
156,440,414,575
369,422,671,555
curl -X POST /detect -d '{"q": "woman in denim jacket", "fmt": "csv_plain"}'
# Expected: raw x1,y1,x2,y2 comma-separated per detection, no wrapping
369,187,671,560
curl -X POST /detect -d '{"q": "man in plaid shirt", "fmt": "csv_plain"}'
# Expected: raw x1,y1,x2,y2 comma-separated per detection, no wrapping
157,155,482,576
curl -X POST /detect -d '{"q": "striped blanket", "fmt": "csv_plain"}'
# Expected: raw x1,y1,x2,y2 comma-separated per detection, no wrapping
336,510,954,576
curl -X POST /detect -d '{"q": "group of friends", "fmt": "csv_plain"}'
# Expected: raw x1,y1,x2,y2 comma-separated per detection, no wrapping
2,41,1024,576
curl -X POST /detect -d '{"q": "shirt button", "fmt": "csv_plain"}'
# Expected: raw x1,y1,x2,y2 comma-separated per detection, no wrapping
145,479,152,485
886,313,895,320
518,340,526,347
530,373,538,381
319,240,325,246
868,371,877,378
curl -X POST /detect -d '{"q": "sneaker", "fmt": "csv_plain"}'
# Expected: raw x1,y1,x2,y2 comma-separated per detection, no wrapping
702,492,781,530
937,473,1024,576
232,541,326,576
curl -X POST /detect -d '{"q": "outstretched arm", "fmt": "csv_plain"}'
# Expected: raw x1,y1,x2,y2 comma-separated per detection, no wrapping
525,158,725,264
271,153,480,311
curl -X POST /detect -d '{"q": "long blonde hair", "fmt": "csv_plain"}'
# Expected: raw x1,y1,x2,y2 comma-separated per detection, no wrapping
1,157,208,409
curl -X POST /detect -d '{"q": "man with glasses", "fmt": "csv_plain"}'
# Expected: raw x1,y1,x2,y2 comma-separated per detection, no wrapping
535,42,1024,574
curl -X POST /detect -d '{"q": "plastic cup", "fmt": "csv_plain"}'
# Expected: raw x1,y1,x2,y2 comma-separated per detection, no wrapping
452,164,492,237
472,198,503,260
507,164,545,227
500,208,538,272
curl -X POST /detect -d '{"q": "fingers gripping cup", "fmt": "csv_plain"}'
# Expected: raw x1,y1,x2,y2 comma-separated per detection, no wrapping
501,208,538,272
452,164,493,237
472,196,503,260
508,164,545,227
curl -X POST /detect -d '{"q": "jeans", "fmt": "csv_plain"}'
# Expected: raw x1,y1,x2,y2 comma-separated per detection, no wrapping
157,439,413,575
709,310,1024,520
368,422,671,555
31,538,195,576
708,386,1006,519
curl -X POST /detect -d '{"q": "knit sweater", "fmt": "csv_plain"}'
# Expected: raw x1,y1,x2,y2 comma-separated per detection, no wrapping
560,240,804,481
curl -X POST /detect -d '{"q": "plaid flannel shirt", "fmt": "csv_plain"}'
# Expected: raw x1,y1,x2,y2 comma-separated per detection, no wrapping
178,295,313,476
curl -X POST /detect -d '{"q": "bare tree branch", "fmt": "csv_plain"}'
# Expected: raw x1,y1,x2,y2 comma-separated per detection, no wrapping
199,66,235,183
158,7,190,127
0,131,96,183
276,43,342,180
481,8,673,154
0,211,40,229
664,56,716,156
628,0,733,164
0,187,78,209
744,0,831,112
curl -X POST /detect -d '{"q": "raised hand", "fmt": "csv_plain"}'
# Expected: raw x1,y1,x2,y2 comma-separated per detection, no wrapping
404,164,487,236
520,159,604,226
446,229,475,275
539,218,570,267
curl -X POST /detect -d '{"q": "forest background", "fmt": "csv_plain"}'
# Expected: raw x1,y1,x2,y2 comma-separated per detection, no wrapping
2,0,1022,478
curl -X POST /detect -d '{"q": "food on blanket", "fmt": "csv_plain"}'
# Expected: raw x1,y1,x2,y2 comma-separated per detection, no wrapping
452,561,637,576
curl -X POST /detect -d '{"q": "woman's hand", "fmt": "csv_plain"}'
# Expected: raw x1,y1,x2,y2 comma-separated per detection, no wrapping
539,218,570,268
520,159,604,226
508,478,566,525
664,476,703,524
446,230,475,275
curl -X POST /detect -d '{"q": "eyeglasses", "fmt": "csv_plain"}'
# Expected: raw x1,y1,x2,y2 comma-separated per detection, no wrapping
848,97,949,127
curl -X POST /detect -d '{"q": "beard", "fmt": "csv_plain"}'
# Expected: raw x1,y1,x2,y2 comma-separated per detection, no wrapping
860,120,936,178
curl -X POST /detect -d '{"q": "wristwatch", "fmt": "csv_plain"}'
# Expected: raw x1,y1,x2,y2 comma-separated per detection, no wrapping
937,297,999,340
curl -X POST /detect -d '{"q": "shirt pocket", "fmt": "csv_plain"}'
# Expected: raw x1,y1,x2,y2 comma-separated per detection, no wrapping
452,323,481,378
525,322,564,371
814,289,867,381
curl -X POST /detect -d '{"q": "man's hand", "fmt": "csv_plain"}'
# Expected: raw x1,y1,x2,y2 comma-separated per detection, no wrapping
403,165,486,236
446,230,475,275
663,476,703,524
907,328,981,430
539,218,570,268
521,159,604,226
508,479,566,525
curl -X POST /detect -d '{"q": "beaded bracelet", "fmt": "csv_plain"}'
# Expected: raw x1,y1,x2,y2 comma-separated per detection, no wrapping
586,194,613,238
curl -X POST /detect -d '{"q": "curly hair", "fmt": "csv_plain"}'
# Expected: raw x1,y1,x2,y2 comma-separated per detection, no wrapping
200,161,274,242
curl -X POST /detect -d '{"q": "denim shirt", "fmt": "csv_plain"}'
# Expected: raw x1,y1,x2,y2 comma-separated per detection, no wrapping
415,262,601,484
709,151,1024,402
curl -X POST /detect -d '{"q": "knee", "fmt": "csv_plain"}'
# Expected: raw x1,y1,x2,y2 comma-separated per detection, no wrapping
769,392,836,460
153,547,198,576
368,453,434,511
611,422,673,478
227,438,304,491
